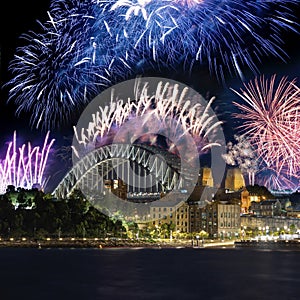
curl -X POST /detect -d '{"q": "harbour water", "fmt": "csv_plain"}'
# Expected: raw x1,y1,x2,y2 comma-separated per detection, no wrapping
0,247,299,299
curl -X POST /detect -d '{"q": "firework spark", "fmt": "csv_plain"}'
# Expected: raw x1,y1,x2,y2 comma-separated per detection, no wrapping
222,134,258,185
6,0,299,130
6,3,129,130
0,132,55,194
72,79,224,162
232,74,300,191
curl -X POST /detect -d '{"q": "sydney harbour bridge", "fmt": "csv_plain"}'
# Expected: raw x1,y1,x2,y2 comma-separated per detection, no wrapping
53,143,196,201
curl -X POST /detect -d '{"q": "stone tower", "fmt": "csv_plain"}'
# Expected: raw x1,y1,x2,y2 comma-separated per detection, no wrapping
225,168,245,191
201,167,214,187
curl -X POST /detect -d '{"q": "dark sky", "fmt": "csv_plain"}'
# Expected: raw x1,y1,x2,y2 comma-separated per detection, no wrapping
0,1,52,141
0,1,299,192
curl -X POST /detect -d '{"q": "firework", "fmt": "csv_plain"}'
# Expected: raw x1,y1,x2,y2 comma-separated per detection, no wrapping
222,134,258,185
72,78,224,162
0,131,55,194
97,0,300,80
232,74,300,191
6,3,131,130
6,0,299,130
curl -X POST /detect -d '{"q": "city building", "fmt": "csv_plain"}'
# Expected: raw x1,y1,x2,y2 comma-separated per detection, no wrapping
260,199,282,217
240,185,274,214
286,203,300,218
218,201,241,239
189,200,241,239
149,196,189,233
249,199,284,217
224,168,245,192
240,187,250,213
199,167,214,187
241,215,300,234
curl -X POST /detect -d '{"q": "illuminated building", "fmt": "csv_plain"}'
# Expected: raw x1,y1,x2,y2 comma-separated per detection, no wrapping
150,196,189,233
225,168,245,192
189,200,241,239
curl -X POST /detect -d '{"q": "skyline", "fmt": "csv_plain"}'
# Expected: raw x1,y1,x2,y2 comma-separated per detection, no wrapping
0,0,300,193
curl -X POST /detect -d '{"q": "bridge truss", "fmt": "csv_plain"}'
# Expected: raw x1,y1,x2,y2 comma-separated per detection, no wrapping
53,143,194,200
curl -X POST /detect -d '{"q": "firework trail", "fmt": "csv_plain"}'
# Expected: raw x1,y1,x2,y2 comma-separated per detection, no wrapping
6,0,300,130
222,134,258,185
7,2,131,130
0,132,55,194
231,74,300,191
72,79,224,162
107,0,299,78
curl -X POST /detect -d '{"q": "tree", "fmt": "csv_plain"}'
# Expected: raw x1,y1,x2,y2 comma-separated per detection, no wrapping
246,184,274,199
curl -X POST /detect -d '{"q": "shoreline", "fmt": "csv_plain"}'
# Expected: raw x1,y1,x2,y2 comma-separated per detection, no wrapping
234,239,300,249
3,238,300,250
0,238,235,249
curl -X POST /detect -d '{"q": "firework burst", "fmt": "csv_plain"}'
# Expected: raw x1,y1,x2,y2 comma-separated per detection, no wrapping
222,134,258,185
232,74,300,191
72,78,224,163
0,132,55,194
6,0,299,130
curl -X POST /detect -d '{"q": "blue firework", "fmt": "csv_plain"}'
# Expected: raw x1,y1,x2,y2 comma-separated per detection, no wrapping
105,0,299,80
7,1,135,129
6,0,299,130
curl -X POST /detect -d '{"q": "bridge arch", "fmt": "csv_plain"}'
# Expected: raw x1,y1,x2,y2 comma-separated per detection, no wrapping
53,143,193,199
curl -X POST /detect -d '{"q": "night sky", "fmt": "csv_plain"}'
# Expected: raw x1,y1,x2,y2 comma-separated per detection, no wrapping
0,1,300,192
0,1,54,141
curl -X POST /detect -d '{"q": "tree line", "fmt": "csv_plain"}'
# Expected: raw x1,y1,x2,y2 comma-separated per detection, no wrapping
0,186,129,239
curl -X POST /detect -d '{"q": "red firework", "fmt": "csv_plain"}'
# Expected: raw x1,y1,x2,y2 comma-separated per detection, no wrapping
231,74,300,191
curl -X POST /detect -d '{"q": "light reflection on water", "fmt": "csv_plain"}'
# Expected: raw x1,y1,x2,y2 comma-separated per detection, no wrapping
0,247,299,300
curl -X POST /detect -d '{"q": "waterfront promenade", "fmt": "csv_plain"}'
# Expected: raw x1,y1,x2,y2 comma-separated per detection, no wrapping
0,237,235,249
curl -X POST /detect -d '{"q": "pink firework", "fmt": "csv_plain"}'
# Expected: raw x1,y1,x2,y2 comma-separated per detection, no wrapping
0,131,55,194
231,74,300,191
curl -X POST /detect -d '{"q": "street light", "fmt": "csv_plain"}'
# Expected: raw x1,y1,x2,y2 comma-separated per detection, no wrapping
266,226,269,235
